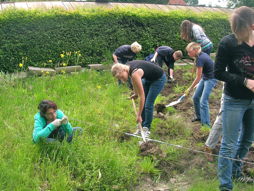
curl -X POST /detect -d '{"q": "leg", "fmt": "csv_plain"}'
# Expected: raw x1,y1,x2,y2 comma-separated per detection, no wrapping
232,107,254,178
67,127,83,143
199,79,217,126
142,74,166,129
205,109,223,148
218,95,249,191
141,79,150,127
192,79,204,120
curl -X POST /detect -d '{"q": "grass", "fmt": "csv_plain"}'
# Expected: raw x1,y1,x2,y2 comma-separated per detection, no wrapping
0,70,253,191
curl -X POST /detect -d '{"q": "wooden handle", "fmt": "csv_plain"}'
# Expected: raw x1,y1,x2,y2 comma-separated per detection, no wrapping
131,98,137,115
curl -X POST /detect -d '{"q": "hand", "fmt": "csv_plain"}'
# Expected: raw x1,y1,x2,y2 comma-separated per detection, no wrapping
51,119,62,127
61,116,68,125
184,88,191,96
136,115,142,124
245,79,254,92
130,94,138,100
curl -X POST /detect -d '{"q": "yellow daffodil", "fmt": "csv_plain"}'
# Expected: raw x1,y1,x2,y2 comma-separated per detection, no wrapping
63,63,67,67
45,71,49,75
48,60,52,63
60,54,65,58
19,63,23,68
97,85,101,89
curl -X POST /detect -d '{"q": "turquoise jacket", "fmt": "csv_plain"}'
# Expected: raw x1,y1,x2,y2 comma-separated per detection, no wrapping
33,109,73,143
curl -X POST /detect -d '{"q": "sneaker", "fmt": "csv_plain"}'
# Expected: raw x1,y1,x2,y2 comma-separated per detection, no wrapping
234,176,254,184
142,127,150,139
191,118,201,122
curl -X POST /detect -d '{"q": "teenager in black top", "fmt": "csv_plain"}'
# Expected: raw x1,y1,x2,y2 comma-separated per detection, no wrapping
215,6,254,191
113,42,142,64
113,42,142,89
111,60,166,138
151,46,182,82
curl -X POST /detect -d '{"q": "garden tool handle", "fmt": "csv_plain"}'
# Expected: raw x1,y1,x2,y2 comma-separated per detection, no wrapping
131,99,146,142
131,98,138,116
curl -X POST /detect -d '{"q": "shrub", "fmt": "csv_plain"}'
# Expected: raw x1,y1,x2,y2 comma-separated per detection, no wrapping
0,7,230,72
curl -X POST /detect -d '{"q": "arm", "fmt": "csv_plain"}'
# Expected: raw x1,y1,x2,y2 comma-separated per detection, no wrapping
214,37,245,87
33,117,56,143
131,69,145,123
186,67,202,94
192,25,203,43
151,51,158,63
57,110,73,136
112,54,118,64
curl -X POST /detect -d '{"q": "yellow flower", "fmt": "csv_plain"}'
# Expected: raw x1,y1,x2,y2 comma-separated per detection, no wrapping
63,63,67,67
48,60,52,63
97,85,101,89
61,70,66,74
78,53,81,56
19,63,23,68
45,71,49,75
60,54,65,58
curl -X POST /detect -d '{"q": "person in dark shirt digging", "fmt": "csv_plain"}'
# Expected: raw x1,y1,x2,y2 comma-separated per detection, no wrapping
113,42,142,64
111,60,166,138
215,6,254,191
184,42,217,127
150,46,182,83
113,42,142,88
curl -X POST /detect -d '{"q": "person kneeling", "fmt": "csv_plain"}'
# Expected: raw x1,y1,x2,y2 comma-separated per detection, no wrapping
33,100,82,143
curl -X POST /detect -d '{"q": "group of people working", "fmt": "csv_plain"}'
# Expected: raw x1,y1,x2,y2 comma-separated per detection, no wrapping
111,6,254,191
33,6,254,191
112,18,215,137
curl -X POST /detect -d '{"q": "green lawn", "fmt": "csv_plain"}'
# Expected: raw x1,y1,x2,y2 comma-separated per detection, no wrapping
0,70,253,191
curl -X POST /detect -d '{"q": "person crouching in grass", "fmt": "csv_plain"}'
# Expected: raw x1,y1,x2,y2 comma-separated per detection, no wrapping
111,60,166,138
33,100,82,143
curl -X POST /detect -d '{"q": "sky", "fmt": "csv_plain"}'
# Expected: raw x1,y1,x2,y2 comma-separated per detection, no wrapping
198,0,228,7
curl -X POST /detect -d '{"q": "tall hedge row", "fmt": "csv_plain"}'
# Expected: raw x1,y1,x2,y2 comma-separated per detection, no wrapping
0,7,231,73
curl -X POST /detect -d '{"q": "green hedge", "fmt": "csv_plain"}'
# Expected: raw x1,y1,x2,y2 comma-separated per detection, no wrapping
0,7,231,73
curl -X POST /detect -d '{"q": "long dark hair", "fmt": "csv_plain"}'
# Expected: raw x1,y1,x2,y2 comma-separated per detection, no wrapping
38,100,57,117
180,20,194,41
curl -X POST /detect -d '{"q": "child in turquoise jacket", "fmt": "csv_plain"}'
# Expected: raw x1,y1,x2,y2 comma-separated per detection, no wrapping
33,100,80,143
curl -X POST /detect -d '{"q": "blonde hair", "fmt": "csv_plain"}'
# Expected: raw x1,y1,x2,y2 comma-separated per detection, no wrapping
186,42,201,54
111,63,129,77
230,6,254,43
131,41,142,53
174,50,183,59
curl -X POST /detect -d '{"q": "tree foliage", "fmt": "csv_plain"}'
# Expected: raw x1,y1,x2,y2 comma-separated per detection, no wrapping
184,0,198,6
227,0,254,8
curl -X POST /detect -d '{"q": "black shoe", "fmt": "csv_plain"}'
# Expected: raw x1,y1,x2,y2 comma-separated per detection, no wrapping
191,118,201,122
234,176,254,184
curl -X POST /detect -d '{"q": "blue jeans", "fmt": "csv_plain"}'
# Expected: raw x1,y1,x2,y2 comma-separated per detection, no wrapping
218,94,254,190
202,45,213,56
47,127,83,143
142,73,166,129
192,78,217,126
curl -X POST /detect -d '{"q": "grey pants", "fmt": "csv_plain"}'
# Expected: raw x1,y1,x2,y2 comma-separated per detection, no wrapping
205,94,224,149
